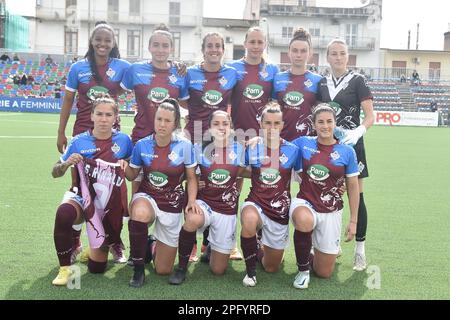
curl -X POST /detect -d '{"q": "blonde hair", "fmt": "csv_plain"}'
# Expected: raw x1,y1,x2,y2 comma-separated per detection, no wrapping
326,39,348,56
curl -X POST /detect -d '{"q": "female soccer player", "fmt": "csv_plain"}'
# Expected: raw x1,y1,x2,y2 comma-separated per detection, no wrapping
228,26,279,139
273,28,322,141
289,104,360,289
317,39,375,271
240,102,300,287
225,27,279,260
51,95,133,286
183,32,238,144
168,111,247,285
122,99,201,288
56,22,131,263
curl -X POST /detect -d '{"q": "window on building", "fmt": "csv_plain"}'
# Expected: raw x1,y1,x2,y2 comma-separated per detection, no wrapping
127,30,141,57
282,26,294,39
299,0,307,6
169,2,180,26
309,23,320,37
172,32,181,60
108,0,119,21
346,24,358,48
129,0,140,16
66,0,77,8
114,29,120,48
65,27,78,54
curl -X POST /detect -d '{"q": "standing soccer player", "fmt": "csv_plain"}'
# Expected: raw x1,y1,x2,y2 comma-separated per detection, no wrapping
51,95,133,286
122,99,201,288
240,102,300,287
56,22,131,264
317,39,375,271
183,32,238,144
273,28,322,141
290,104,360,288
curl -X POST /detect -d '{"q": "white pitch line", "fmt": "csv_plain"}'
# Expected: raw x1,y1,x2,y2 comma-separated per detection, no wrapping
0,136,56,139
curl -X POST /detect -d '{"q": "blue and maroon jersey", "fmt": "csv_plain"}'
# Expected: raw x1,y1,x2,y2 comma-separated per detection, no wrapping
121,61,189,143
61,130,133,245
61,130,133,163
195,142,246,215
65,58,131,136
245,139,300,225
227,59,278,133
130,134,196,213
273,70,322,141
185,64,238,142
292,136,359,213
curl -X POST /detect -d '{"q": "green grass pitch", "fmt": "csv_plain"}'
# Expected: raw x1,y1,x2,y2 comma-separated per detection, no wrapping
0,112,449,300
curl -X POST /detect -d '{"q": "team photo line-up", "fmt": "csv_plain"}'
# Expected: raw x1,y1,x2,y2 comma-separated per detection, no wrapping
51,20,375,290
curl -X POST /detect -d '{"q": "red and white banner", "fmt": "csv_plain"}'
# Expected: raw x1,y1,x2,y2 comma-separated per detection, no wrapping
374,111,439,127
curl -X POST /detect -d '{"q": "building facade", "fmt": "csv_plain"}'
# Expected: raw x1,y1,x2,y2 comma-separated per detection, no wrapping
259,0,382,68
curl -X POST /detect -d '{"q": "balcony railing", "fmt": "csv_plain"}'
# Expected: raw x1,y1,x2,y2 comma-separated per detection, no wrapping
269,34,376,51
263,5,372,18
35,7,198,27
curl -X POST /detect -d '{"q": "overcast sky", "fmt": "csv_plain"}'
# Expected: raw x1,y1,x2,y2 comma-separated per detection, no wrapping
5,0,450,51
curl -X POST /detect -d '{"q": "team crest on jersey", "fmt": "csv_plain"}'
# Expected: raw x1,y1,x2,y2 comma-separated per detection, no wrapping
148,171,169,187
307,165,330,181
87,86,109,101
219,76,228,87
106,68,115,79
279,153,288,165
330,151,340,161
259,70,268,79
259,168,281,185
168,74,178,84
228,150,237,161
283,91,304,107
358,161,365,173
148,87,169,103
111,143,120,154
304,79,313,88
168,151,178,162
208,169,231,185
202,90,223,106
243,84,264,100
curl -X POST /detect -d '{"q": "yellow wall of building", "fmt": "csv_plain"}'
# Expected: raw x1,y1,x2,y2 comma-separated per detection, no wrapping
382,49,450,79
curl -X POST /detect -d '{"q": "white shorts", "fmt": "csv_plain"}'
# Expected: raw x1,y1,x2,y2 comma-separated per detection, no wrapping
289,198,342,255
61,190,84,208
197,200,237,255
131,193,182,248
241,201,289,250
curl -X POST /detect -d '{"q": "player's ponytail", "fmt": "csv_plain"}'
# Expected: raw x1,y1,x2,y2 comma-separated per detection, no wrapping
289,27,312,49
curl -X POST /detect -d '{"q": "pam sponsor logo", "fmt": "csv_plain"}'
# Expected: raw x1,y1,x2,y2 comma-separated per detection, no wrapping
283,91,304,107
307,164,330,181
87,86,109,101
148,171,168,187
259,168,281,185
208,169,231,185
202,90,223,106
243,84,264,100
148,87,169,103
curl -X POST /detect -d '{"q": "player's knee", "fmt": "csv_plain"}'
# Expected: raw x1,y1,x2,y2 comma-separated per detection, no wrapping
184,213,203,231
293,211,313,232
314,267,333,279
263,264,279,273
131,207,151,223
155,264,172,276
88,259,107,274
55,203,78,229
210,264,227,276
